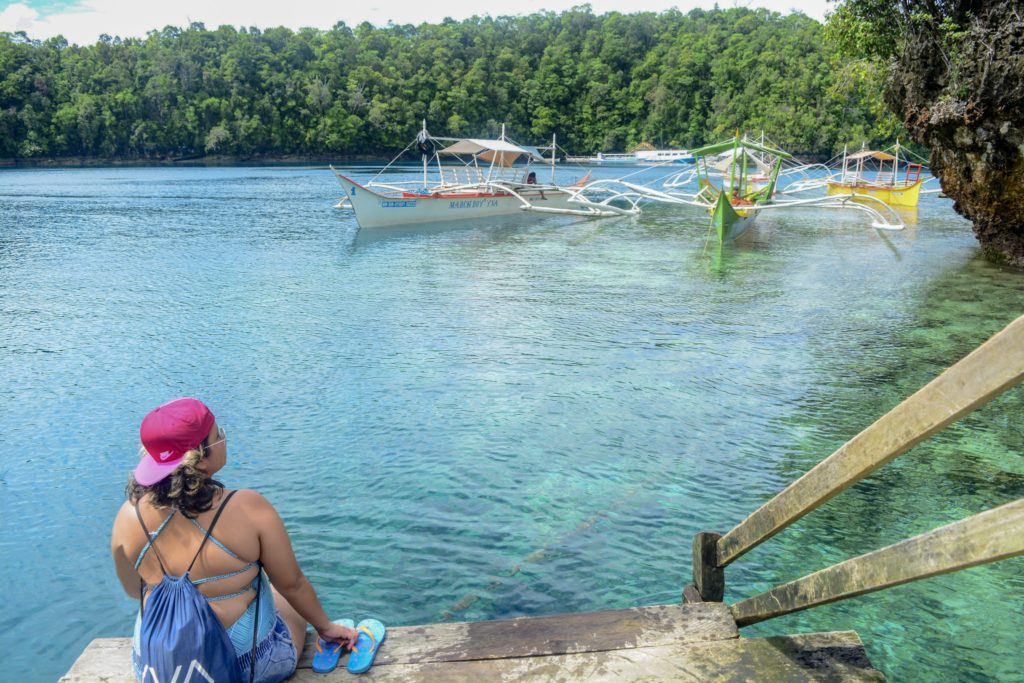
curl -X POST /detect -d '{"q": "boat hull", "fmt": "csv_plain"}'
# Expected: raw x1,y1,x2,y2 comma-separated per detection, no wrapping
565,150,693,165
826,178,923,207
712,191,758,242
335,173,580,229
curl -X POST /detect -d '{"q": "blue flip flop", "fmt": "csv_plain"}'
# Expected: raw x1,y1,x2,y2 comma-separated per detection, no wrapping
346,618,386,674
311,619,355,674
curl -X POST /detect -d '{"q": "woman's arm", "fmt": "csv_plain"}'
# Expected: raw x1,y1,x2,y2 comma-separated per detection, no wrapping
240,490,336,633
111,501,142,599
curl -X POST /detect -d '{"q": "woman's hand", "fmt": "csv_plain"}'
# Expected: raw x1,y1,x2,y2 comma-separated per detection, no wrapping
318,622,358,649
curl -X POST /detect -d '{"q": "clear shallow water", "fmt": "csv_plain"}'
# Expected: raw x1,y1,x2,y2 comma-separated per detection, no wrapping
0,165,1021,682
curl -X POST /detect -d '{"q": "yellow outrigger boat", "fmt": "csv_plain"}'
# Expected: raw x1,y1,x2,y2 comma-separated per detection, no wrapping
826,143,925,207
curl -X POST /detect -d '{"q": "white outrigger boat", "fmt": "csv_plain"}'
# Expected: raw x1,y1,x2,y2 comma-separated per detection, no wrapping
332,123,648,230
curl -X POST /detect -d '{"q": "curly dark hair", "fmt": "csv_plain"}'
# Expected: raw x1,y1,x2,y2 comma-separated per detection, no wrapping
127,442,224,518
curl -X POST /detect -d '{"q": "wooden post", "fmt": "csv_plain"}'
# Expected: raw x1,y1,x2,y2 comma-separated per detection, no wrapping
716,314,1024,568
730,497,1024,626
691,531,724,602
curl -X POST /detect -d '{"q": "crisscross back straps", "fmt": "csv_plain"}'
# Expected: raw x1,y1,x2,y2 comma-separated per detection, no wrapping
187,490,238,574
135,502,171,618
134,503,169,575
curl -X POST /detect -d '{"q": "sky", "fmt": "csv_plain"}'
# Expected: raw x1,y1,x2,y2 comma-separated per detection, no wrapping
1,0,834,46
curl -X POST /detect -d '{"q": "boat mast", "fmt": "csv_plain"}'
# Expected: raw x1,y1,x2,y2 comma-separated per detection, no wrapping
420,119,429,188
893,138,900,187
740,137,749,197
728,132,739,197
551,133,556,184
486,124,505,183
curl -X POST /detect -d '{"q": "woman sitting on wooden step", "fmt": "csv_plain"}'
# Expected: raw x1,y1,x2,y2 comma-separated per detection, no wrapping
110,398,357,683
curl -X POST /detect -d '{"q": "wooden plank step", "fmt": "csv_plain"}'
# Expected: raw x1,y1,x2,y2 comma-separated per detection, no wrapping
287,631,882,682
297,603,738,667
61,604,883,681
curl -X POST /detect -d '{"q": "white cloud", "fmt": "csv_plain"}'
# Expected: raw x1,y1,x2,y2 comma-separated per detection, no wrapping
1,0,830,46
0,3,42,34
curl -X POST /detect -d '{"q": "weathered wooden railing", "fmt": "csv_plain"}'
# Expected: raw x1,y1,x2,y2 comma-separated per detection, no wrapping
687,314,1024,627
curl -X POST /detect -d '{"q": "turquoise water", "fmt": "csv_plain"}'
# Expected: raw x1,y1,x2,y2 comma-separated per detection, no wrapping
0,166,1021,681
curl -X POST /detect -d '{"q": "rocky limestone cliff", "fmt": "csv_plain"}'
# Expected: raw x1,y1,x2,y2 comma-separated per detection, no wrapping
885,1,1024,266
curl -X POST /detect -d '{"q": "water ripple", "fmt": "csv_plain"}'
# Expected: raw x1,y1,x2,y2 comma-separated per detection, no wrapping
1,166,1020,682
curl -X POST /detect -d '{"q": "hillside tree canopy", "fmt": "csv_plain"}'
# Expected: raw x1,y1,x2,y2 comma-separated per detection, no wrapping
0,7,902,160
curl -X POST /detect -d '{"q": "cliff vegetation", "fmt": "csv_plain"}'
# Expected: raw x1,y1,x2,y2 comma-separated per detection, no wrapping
1,7,900,160
829,0,1024,266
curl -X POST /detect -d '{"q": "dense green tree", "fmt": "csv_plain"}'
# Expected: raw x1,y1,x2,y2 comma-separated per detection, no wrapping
0,7,901,160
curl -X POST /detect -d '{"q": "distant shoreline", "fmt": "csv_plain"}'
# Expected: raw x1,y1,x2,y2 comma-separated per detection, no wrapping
0,154,394,168
1,152,833,168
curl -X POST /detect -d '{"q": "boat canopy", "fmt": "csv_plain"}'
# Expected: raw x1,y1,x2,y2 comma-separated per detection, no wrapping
519,145,544,160
847,150,897,161
438,138,544,167
713,149,771,174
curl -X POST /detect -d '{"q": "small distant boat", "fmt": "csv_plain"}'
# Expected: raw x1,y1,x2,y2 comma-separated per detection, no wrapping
332,122,648,230
636,149,695,165
826,142,927,207
563,149,694,165
563,152,636,165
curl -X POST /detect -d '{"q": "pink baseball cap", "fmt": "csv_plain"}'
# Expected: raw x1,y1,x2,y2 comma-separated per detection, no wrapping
135,398,216,486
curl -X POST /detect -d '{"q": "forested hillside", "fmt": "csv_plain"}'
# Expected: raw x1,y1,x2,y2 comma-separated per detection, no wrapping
0,7,900,160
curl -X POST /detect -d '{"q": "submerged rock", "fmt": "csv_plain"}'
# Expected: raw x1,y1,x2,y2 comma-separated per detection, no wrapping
885,0,1024,266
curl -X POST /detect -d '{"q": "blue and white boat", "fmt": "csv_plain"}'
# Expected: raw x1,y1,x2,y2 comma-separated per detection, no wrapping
332,123,646,230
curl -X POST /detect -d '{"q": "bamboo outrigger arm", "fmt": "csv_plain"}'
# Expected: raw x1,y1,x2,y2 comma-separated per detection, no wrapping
662,169,700,189
486,181,642,218
566,179,658,215
756,193,906,230
920,176,944,194
565,181,646,216
618,180,696,205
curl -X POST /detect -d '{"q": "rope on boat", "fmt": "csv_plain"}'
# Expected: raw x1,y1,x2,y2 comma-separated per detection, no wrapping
368,138,420,184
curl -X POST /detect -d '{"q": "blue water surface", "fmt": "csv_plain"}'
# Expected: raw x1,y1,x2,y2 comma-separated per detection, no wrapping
0,164,1021,682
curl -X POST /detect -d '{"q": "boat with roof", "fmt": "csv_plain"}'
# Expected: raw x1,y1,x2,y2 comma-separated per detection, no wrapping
825,142,929,207
781,141,941,207
332,122,649,229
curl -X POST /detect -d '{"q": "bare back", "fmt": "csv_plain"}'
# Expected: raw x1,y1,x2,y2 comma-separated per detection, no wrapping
113,488,261,629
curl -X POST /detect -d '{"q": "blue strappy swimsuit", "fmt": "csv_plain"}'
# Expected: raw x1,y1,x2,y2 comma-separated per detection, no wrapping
130,495,297,683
